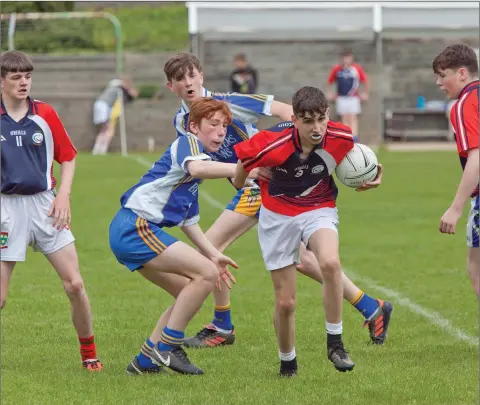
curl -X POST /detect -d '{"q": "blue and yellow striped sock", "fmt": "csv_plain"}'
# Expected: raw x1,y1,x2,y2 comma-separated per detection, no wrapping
136,338,156,369
212,303,232,331
350,290,379,320
157,327,185,351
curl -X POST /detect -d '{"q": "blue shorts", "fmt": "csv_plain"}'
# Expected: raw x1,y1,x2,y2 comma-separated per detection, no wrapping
225,187,261,219
109,208,178,271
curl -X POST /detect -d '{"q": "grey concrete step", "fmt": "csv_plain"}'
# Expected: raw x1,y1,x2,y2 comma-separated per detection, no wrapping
32,61,116,72
31,54,117,63
31,54,117,72
32,91,98,100
33,80,109,92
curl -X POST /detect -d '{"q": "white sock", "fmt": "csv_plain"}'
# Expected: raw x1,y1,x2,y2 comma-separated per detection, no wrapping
92,142,101,155
326,321,343,335
279,348,296,361
98,143,109,155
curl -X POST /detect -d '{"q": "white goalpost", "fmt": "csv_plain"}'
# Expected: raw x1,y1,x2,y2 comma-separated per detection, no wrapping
4,11,129,156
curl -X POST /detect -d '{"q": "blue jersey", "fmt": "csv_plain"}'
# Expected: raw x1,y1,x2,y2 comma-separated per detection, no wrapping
173,88,274,164
121,134,210,228
1,97,77,195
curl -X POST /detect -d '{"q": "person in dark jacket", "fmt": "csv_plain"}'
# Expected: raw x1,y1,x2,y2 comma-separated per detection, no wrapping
229,53,258,94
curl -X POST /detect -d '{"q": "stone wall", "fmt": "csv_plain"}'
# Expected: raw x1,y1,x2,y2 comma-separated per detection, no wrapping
203,37,479,144
29,52,181,152
28,36,479,151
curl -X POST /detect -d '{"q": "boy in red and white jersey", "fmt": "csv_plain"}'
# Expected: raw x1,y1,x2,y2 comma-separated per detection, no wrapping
233,86,383,376
433,44,479,298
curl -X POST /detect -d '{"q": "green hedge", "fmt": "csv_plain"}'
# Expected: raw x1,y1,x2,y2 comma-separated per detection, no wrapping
1,3,189,53
108,4,189,52
137,83,160,99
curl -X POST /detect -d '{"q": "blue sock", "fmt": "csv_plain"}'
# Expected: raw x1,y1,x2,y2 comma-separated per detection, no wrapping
212,303,232,331
157,327,185,351
351,291,379,320
136,338,156,369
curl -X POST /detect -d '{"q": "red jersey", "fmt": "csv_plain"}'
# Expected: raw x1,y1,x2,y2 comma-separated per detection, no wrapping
234,121,354,216
449,80,479,197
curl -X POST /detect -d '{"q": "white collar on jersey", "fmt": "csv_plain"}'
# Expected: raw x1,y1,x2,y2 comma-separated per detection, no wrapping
181,87,212,113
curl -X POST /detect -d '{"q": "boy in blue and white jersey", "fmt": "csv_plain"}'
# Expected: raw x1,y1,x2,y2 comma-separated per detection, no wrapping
110,98,242,376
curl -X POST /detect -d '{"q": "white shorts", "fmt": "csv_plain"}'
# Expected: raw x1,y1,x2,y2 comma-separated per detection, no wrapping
336,96,361,115
467,195,479,248
93,100,111,125
258,206,339,271
0,191,75,261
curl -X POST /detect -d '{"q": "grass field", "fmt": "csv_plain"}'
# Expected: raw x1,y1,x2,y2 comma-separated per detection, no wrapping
1,151,478,405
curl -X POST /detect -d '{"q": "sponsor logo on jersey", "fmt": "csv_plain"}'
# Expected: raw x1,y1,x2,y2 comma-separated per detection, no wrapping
188,183,199,195
294,164,309,177
10,130,26,136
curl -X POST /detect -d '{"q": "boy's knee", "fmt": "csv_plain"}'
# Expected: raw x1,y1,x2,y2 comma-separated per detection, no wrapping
63,278,85,298
276,295,296,316
202,264,219,286
319,257,341,275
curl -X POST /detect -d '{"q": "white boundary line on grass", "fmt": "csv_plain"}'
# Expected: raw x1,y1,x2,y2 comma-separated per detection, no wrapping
131,155,478,348
346,271,478,347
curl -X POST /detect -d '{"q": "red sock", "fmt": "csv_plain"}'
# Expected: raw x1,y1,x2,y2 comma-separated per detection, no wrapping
79,335,97,361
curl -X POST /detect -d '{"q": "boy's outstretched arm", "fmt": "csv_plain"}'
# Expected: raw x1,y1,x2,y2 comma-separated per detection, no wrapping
186,160,270,183
186,160,236,179
270,101,293,121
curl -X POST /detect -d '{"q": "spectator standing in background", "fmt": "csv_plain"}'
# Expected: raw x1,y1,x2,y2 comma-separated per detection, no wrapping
326,50,368,139
92,76,139,155
229,53,258,94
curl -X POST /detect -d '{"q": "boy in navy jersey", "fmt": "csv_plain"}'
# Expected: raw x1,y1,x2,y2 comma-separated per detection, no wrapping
0,50,102,371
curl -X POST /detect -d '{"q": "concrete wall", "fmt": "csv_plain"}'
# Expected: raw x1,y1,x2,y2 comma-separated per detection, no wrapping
28,36,479,151
29,52,181,152
202,36,479,144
